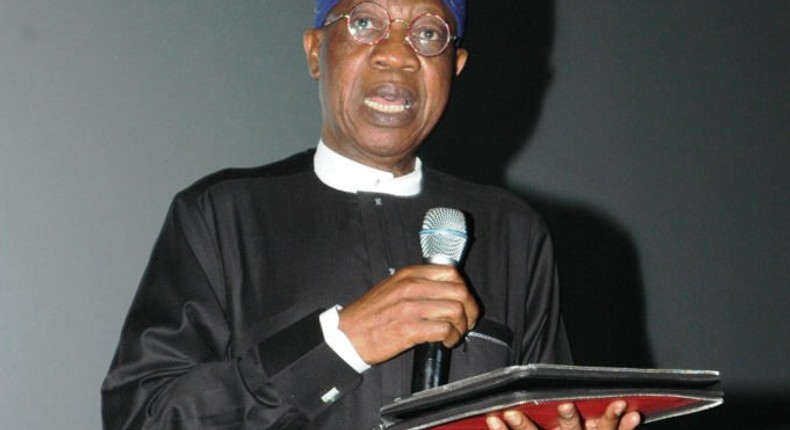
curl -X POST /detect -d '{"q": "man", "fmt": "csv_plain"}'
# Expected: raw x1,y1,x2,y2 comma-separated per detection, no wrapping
102,1,642,429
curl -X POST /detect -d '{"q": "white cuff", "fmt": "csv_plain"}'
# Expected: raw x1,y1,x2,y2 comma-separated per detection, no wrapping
319,305,371,373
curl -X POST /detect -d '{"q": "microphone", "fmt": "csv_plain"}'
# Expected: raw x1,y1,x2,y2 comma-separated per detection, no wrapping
411,207,469,393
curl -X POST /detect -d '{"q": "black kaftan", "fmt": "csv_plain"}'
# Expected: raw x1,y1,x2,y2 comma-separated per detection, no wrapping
101,149,571,429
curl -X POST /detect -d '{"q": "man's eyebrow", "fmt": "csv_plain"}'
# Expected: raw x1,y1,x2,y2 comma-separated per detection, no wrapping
410,6,448,17
333,2,451,23
382,2,449,19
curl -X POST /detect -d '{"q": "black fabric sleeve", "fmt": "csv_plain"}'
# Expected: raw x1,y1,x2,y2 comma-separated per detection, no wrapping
100,197,361,429
238,311,362,420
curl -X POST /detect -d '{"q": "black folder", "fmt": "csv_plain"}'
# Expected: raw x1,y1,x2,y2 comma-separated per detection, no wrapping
380,364,722,429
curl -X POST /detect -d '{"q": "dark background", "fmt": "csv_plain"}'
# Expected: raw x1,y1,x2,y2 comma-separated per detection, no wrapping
423,1,789,428
1,1,787,428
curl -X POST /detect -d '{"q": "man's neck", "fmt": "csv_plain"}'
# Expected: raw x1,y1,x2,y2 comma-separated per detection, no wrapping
319,140,418,177
313,141,423,196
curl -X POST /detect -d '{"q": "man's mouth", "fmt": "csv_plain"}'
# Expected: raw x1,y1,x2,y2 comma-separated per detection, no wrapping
364,97,412,114
363,83,415,116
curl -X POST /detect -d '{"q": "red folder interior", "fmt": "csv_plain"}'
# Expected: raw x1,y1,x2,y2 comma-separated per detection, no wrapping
431,395,702,429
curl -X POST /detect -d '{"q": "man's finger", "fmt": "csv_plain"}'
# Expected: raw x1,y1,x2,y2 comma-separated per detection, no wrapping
503,410,540,430
485,411,540,430
557,403,584,430
618,411,641,430
595,401,627,430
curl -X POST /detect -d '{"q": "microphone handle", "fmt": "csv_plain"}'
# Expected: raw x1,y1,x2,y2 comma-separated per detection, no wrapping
411,254,459,393
411,342,449,392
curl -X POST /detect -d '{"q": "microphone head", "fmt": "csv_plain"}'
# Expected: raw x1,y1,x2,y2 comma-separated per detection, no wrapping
420,207,468,265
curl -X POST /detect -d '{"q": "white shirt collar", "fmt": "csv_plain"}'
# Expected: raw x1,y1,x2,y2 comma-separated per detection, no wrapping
313,140,422,196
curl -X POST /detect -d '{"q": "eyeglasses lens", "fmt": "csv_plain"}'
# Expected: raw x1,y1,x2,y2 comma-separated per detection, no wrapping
408,15,450,56
347,4,389,43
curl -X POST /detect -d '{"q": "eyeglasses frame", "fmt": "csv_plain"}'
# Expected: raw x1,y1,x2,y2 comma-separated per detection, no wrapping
322,2,460,58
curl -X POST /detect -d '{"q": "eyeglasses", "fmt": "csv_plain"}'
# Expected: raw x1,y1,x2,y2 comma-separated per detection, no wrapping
323,2,458,58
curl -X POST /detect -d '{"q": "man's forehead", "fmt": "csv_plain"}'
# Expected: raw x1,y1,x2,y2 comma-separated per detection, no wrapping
314,0,466,37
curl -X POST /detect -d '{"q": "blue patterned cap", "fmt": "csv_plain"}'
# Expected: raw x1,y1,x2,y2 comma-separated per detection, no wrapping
314,0,467,39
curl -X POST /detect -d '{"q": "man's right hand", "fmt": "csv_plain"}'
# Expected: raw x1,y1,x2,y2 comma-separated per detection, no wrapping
338,265,479,365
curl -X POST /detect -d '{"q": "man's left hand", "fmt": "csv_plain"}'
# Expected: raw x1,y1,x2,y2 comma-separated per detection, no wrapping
485,401,641,430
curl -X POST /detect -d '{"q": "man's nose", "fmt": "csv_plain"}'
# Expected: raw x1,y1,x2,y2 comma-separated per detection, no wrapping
369,21,420,72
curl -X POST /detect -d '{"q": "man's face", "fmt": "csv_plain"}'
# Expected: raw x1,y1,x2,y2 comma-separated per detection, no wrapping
304,0,468,174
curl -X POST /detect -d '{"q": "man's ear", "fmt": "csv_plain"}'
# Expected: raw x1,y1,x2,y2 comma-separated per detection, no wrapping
303,29,322,80
454,48,469,77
